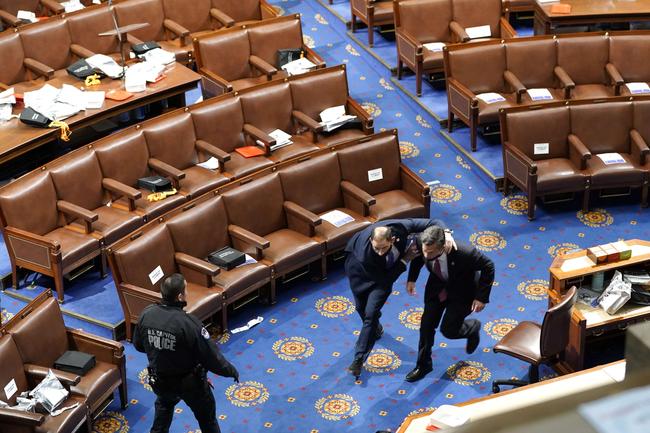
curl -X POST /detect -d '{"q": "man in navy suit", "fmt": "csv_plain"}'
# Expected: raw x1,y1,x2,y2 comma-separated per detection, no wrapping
344,218,455,379
405,225,494,382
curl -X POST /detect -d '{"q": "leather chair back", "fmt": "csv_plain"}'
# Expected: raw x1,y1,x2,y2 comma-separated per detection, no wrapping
114,0,167,42
0,32,27,85
506,39,557,89
240,82,294,133
609,35,650,83
96,130,152,190
290,67,348,120
447,43,506,93
557,36,609,85
570,102,633,154
279,153,343,214
50,151,106,219
19,18,74,71
0,334,29,406
397,0,452,43
248,15,302,68
633,100,650,144
5,296,68,367
143,112,198,170
452,0,501,38
167,196,230,259
336,133,402,196
162,0,213,33
196,28,253,81
505,106,570,160
222,173,286,236
540,286,577,358
0,172,60,235
112,225,176,292
212,0,262,22
67,6,121,56
191,96,246,153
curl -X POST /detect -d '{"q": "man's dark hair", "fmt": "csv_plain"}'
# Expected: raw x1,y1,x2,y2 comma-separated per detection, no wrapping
161,273,186,301
420,226,445,248
371,226,393,241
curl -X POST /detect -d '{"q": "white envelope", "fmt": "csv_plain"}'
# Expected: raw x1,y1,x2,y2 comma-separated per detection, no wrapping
626,82,650,94
465,25,491,39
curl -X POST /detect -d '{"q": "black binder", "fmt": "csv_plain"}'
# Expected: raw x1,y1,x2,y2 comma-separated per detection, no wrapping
208,246,245,270
20,107,52,128
138,176,172,192
132,41,161,56
54,351,96,376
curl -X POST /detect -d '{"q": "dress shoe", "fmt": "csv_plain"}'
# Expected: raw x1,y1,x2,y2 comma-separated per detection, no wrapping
466,330,480,354
405,365,433,382
375,323,384,340
348,359,363,379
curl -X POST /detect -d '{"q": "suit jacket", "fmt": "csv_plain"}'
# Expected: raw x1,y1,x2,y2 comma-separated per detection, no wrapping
344,218,447,294
407,242,494,306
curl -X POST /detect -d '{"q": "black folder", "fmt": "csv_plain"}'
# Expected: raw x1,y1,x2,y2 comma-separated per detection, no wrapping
54,351,96,376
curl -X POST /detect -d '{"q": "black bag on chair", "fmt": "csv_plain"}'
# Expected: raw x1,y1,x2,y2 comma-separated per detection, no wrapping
132,41,161,56
138,176,172,192
276,48,303,68
66,59,102,79
20,107,51,128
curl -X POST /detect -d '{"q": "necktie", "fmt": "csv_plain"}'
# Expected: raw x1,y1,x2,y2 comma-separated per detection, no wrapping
433,259,448,302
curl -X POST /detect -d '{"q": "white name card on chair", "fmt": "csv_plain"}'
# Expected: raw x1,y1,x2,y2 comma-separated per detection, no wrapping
527,88,553,101
423,42,446,52
626,82,650,94
465,25,491,39
476,92,505,104
598,153,626,165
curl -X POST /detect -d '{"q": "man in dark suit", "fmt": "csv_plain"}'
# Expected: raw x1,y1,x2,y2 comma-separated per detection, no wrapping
405,225,494,382
344,218,455,379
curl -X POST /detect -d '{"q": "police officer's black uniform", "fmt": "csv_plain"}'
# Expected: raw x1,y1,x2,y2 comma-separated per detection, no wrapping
134,299,239,433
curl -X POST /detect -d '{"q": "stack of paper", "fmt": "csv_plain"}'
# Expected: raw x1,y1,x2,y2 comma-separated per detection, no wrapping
476,92,506,104
0,88,16,121
321,210,355,227
142,48,176,66
281,57,317,76
86,54,126,79
427,405,470,429
61,0,85,13
267,129,293,151
598,153,626,165
527,88,553,101
423,42,446,52
196,156,219,170
465,25,491,39
319,105,357,132
16,11,38,23
626,82,650,94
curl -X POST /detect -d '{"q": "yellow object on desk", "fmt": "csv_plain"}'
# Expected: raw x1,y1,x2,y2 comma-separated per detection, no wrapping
85,74,101,87
48,120,71,142
147,188,177,202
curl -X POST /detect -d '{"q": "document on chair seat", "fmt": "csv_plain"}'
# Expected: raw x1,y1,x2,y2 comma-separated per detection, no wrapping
236,254,258,268
578,384,650,433
423,42,446,52
476,92,505,104
281,57,317,76
598,153,626,165
16,10,38,23
319,105,356,132
268,129,293,151
527,88,553,101
0,88,16,105
465,25,491,39
196,156,219,170
626,82,650,94
321,210,355,228
61,0,84,12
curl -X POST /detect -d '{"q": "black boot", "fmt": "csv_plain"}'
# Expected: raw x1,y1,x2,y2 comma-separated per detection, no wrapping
375,322,384,340
405,365,433,382
348,358,363,379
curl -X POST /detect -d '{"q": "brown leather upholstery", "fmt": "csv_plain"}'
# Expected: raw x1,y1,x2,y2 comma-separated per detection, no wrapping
492,287,577,392
0,0,64,28
66,5,121,58
2,290,127,416
350,0,395,47
19,17,76,72
557,36,611,99
0,32,28,86
0,332,89,433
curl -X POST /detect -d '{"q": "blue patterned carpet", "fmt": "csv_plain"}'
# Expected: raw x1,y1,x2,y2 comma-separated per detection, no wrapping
1,1,649,432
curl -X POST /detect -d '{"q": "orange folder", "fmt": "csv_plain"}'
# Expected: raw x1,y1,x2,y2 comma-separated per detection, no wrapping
551,3,572,14
235,146,265,158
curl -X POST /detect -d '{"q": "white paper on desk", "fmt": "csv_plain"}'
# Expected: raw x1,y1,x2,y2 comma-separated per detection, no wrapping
598,152,626,165
578,384,650,433
196,156,219,170
626,82,650,94
23,84,59,109
236,254,258,268
61,0,85,13
527,88,553,101
57,85,86,110
281,57,317,76
465,25,491,39
321,210,355,228
17,10,38,23
84,91,105,109
127,61,165,83
424,42,446,52
231,316,263,334
0,104,12,121
0,88,15,105
476,92,505,104
142,48,176,66
86,54,125,79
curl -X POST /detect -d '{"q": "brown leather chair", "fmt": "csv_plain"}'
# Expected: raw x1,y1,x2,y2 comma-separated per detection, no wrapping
504,38,564,102
450,0,515,43
2,290,127,416
0,332,90,433
211,0,278,28
607,34,650,96
492,286,577,392
0,31,30,90
65,4,122,60
0,172,102,302
0,0,64,27
95,129,188,221
336,131,431,220
556,36,612,99
109,224,225,341
350,0,394,48
143,112,230,199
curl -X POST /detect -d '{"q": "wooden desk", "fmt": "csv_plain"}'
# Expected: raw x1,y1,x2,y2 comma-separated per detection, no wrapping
534,0,650,34
0,62,200,165
397,360,625,433
549,239,650,372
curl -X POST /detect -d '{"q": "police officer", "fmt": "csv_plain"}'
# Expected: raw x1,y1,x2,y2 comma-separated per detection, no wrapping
134,273,239,433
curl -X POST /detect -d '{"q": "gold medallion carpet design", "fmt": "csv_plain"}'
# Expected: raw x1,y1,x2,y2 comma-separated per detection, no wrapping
314,394,360,421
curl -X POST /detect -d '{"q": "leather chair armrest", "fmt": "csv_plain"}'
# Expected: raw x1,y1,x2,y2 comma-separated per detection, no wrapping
200,69,233,95
630,129,650,165
303,46,326,68
4,226,61,253
0,407,44,425
261,0,279,18
284,201,321,226
0,10,20,26
447,77,478,100
24,58,54,80
228,224,270,260
243,123,275,156
449,21,470,43
346,97,374,132
57,200,98,233
70,43,95,59
504,142,537,173
504,70,526,103
568,134,592,170
102,178,142,211
400,165,430,203
292,110,323,133
249,55,277,80
606,63,625,96
120,282,162,301
210,7,235,27
41,0,65,14
67,327,124,365
341,180,375,216
175,252,220,276
196,139,231,170
163,18,190,46
396,28,423,61
148,158,186,189
554,66,575,99
499,16,517,38
24,363,80,386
